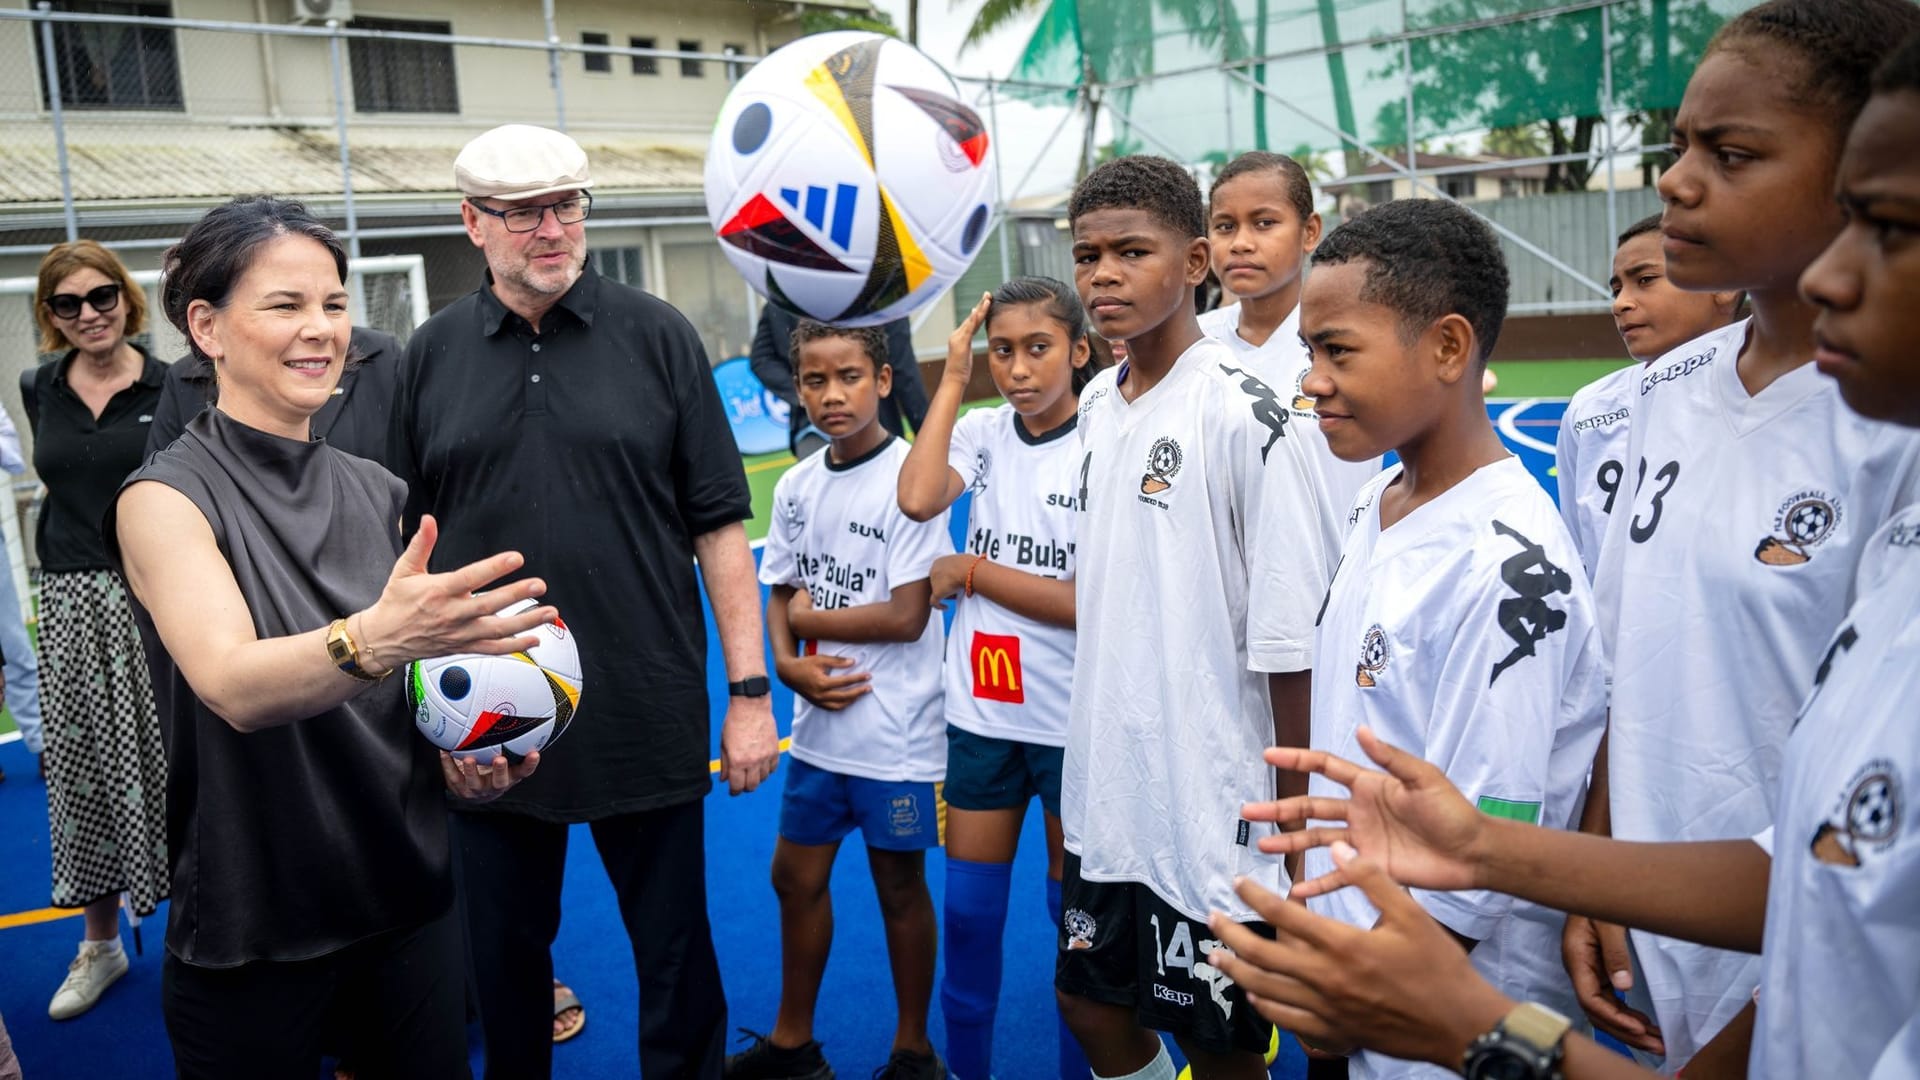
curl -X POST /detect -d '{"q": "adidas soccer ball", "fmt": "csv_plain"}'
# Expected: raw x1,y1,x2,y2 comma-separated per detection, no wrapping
407,599,584,764
704,31,997,327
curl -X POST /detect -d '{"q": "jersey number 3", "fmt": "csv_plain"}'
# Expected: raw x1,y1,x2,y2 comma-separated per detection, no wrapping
1629,458,1681,543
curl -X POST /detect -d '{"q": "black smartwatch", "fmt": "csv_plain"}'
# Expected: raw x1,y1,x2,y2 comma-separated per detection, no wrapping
728,675,771,698
1462,1003,1570,1080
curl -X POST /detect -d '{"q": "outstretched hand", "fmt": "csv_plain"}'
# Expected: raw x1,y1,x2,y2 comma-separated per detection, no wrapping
1206,843,1513,1069
943,292,993,389
358,514,557,672
1243,726,1486,899
441,749,540,802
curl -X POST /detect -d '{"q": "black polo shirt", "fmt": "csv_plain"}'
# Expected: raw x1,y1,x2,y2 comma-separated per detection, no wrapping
26,347,166,572
391,265,752,821
147,326,403,467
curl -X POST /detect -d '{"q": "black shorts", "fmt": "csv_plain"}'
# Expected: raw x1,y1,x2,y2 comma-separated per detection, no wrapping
1054,852,1275,1056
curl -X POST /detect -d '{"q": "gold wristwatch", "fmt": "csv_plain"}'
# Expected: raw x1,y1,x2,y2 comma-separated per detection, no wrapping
326,617,387,682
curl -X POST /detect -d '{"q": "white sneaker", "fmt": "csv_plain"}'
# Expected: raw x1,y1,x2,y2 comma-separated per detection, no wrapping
48,941,128,1020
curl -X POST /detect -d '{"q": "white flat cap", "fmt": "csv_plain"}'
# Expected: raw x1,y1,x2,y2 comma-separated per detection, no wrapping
455,124,595,201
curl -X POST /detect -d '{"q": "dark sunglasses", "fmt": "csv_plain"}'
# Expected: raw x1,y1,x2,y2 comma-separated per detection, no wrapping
43,283,122,320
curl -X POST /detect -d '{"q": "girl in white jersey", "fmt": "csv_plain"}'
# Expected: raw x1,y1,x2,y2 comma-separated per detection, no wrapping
1201,151,1381,540
1569,0,1920,1068
898,277,1098,1080
1205,28,1920,1080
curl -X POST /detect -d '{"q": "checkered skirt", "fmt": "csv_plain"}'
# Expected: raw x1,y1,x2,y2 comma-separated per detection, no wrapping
39,568,168,916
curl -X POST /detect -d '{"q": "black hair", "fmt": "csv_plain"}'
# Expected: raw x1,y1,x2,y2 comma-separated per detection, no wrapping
790,319,889,374
1709,0,1920,129
1068,155,1205,241
1617,212,1664,247
1311,199,1509,362
1209,151,1315,225
162,196,349,367
986,275,1106,394
1872,28,1920,95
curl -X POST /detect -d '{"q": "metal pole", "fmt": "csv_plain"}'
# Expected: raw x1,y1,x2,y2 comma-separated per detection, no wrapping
1402,0,1417,198
1098,102,1188,165
1229,68,1612,299
1011,102,1082,203
37,3,79,243
1601,2,1618,249
326,21,365,324
542,0,567,130
986,78,1012,284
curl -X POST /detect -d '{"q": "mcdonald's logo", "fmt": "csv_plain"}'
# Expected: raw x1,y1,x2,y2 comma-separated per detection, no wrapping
971,631,1024,705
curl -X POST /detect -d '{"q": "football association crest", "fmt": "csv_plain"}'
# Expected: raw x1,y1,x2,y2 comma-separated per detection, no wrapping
1064,908,1098,950
1755,490,1841,566
1142,436,1183,495
1356,624,1389,687
1290,368,1316,415
1811,759,1901,867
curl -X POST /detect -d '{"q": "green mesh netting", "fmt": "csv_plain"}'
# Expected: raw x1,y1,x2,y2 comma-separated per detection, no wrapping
1005,0,1749,165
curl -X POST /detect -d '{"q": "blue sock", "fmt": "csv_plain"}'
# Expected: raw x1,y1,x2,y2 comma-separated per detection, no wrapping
942,858,1013,1080
1048,876,1092,1080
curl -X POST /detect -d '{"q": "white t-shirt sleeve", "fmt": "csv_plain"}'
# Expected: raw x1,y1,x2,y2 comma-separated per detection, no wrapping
947,408,986,490
758,475,803,589
1223,374,1334,674
886,503,951,588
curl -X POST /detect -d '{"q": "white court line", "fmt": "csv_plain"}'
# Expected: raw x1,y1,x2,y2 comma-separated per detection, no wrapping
1496,397,1559,455
0,731,18,746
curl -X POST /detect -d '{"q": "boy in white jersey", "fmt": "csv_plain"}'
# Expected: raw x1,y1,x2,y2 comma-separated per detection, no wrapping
1556,215,1741,574
1200,151,1381,539
1204,48,1920,1077
1581,0,1920,1067
1295,199,1606,1079
1056,154,1342,1080
736,322,953,1080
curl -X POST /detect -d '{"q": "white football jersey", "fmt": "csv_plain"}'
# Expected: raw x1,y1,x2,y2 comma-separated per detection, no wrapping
1200,302,1382,528
943,404,1080,747
1753,505,1920,1080
1307,459,1607,1080
759,436,951,782
1592,319,1920,1067
1555,362,1639,576
1064,336,1341,921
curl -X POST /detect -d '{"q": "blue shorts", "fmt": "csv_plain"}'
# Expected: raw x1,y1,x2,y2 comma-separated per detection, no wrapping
779,757,945,851
943,725,1064,818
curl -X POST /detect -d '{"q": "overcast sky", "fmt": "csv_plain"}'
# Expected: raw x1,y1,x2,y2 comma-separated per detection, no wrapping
867,0,1089,201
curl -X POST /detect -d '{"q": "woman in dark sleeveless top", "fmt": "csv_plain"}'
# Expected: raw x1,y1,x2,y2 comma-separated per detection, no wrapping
108,196,555,1080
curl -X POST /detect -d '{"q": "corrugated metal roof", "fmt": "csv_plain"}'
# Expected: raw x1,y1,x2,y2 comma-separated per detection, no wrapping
0,123,704,205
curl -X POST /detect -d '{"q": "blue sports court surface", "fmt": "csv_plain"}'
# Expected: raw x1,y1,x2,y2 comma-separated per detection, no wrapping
0,400,1570,1079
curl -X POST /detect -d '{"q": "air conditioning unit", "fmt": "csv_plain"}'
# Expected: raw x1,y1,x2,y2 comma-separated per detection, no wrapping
291,0,352,24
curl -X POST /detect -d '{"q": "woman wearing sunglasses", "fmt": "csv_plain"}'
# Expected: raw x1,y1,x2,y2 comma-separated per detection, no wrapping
25,239,169,1021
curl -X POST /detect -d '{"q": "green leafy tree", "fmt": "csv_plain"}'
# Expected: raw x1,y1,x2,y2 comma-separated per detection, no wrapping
798,5,902,37
1369,0,1722,193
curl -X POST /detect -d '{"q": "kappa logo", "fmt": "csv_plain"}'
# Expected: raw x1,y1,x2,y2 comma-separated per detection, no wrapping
970,631,1025,705
1356,624,1389,687
1193,943,1237,1020
1063,908,1098,950
1891,521,1920,548
1151,984,1195,1008
968,447,992,495
1640,345,1716,395
1142,436,1183,495
1811,759,1902,868
1756,490,1842,567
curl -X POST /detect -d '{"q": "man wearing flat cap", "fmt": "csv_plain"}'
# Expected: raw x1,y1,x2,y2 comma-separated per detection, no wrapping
390,123,778,1080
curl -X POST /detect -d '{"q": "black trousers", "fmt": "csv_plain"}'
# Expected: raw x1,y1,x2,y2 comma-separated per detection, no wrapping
454,797,727,1080
162,906,468,1080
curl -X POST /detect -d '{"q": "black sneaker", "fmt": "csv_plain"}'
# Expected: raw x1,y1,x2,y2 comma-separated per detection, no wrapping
724,1029,835,1080
872,1049,946,1080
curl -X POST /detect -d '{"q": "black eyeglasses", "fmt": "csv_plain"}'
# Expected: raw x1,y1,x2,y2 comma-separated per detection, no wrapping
43,283,122,320
467,194,593,234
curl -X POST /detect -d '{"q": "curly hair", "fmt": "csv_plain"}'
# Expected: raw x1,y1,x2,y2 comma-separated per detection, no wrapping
1709,0,1920,128
1312,199,1509,362
1068,155,1205,241
1209,151,1315,226
790,319,889,373
34,240,149,355
1873,28,1920,95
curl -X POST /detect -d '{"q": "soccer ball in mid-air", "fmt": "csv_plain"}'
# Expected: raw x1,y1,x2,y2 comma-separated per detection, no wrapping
408,599,584,764
704,31,997,327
